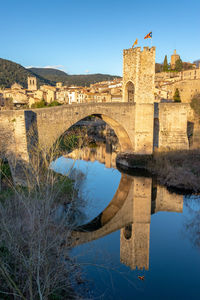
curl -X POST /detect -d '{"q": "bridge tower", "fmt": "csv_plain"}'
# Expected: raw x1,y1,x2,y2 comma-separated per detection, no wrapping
27,76,37,91
122,46,156,154
123,46,155,103
120,177,152,270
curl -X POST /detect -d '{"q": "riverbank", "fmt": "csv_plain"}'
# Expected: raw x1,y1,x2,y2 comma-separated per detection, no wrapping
117,150,200,193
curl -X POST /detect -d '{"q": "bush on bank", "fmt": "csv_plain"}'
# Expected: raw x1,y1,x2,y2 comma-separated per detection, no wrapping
117,150,200,193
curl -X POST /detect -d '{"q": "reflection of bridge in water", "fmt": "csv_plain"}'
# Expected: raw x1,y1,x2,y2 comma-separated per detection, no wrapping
67,141,117,169
71,174,183,270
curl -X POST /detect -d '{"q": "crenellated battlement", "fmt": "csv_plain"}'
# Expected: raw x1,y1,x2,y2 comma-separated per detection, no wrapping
123,46,156,55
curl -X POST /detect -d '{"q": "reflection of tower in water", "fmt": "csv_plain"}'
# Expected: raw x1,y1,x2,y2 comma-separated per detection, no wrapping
120,177,183,270
120,177,151,270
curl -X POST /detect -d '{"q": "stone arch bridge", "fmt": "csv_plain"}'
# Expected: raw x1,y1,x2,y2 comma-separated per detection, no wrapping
0,45,196,182
0,102,154,171
0,100,194,184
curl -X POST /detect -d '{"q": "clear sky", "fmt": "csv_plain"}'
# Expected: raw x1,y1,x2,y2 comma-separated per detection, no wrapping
0,0,199,75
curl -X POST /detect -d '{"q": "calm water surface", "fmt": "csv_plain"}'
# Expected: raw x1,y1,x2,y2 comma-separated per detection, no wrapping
52,144,200,300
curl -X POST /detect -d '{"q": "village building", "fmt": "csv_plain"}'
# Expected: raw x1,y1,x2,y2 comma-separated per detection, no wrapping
76,90,86,103
56,89,69,104
67,89,78,104
1,82,28,108
33,89,44,101
40,85,56,103
28,97,42,108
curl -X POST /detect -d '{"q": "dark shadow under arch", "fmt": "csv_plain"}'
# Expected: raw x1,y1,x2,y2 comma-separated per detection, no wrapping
53,112,134,154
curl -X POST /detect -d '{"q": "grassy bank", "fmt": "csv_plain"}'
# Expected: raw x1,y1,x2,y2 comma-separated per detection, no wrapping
117,150,200,193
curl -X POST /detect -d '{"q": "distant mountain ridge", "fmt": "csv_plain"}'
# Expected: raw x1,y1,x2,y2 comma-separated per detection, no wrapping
29,67,121,87
0,58,53,88
0,57,121,89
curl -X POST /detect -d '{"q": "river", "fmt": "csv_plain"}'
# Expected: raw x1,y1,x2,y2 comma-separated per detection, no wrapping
51,142,200,300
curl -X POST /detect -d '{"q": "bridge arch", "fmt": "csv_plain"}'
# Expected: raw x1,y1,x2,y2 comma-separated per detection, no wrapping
99,114,133,152
124,81,135,102
39,105,135,153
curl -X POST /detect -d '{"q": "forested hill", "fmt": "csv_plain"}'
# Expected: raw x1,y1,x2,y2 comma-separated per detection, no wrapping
0,58,121,89
29,67,121,86
0,58,54,88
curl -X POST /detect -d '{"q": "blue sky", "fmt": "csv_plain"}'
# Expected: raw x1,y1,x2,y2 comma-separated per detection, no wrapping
0,0,199,75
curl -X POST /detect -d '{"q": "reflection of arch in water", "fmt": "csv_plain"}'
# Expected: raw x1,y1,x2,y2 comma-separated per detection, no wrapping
67,142,118,169
124,81,135,102
71,173,134,244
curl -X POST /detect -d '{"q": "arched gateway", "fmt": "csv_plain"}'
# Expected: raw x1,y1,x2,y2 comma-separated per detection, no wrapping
125,81,135,102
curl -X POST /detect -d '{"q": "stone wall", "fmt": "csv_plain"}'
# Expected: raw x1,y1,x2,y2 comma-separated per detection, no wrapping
158,103,189,150
155,67,200,82
0,111,29,162
0,110,29,184
162,79,200,103
134,103,154,154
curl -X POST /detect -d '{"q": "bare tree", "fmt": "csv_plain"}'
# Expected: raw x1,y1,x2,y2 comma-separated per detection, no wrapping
0,134,84,299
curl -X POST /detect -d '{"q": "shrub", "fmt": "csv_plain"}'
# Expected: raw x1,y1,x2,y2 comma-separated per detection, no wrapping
31,99,46,108
48,101,61,107
173,88,181,102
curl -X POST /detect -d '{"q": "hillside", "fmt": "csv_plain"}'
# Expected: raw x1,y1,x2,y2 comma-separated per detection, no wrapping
29,68,68,83
29,68,121,86
0,58,54,89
